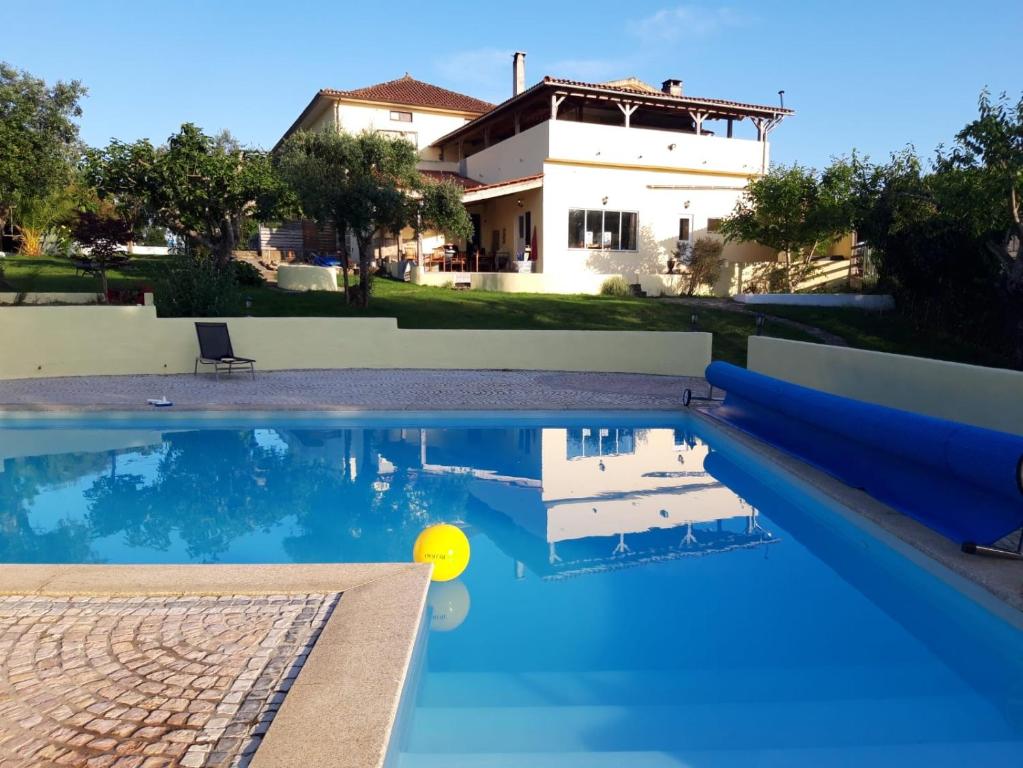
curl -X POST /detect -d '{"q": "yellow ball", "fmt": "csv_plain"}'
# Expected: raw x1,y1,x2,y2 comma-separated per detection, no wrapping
428,580,471,632
413,524,470,582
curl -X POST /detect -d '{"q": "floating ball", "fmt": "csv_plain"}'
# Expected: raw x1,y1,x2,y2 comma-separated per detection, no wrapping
428,580,470,632
413,524,470,582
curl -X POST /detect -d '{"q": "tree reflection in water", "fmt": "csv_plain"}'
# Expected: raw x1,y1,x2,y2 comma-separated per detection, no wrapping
80,428,470,563
0,452,102,562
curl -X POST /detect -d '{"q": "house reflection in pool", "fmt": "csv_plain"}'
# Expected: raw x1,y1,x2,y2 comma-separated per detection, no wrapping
416,426,778,580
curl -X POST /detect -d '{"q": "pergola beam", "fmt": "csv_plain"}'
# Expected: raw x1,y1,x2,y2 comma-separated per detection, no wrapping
550,94,567,120
616,102,639,128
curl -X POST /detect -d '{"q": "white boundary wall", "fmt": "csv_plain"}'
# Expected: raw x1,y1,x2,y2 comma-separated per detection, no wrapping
747,336,1023,435
277,264,340,292
735,294,895,310
0,306,711,380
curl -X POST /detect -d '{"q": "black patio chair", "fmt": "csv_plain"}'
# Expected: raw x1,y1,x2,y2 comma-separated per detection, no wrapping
194,322,256,380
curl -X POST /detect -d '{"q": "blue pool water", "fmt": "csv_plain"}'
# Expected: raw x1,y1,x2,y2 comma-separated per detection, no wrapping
1,412,1021,766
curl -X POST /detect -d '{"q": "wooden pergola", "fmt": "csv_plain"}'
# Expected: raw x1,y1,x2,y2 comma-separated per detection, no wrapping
433,76,794,163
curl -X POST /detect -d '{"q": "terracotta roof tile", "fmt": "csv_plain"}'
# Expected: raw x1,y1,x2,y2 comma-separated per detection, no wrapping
419,170,484,189
321,75,494,115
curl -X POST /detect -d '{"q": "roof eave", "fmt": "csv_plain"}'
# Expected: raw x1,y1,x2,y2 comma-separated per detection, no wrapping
272,92,333,153
429,77,793,149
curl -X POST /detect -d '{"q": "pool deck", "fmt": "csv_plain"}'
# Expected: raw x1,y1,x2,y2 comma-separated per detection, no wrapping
0,565,431,768
0,369,704,412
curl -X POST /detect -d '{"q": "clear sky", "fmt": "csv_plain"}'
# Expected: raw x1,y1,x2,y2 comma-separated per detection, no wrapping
4,0,1020,168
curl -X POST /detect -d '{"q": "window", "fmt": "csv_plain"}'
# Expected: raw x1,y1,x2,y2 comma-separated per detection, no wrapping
376,129,418,148
568,209,638,250
390,110,413,122
706,217,724,233
568,209,585,248
678,217,692,242
566,428,637,459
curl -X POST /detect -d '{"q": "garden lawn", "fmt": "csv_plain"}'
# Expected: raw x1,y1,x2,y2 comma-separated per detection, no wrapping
758,304,1013,369
0,252,166,292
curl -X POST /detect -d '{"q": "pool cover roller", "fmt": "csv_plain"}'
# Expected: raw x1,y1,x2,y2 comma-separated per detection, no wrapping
704,361,1023,546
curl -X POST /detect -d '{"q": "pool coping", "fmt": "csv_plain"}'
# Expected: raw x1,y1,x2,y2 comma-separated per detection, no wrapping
0,563,433,768
691,407,1023,624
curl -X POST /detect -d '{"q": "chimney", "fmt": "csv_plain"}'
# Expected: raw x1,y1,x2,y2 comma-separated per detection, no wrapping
513,51,527,96
661,78,683,97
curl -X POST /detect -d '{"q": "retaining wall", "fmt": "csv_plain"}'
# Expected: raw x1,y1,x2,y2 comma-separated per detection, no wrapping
747,336,1023,435
0,306,710,379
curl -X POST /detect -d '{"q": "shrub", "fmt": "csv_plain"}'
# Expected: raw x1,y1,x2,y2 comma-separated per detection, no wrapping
677,237,724,296
156,252,240,317
600,275,632,297
231,260,265,287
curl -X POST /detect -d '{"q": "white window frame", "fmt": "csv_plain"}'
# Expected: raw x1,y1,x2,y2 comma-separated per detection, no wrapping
567,208,639,252
390,110,413,122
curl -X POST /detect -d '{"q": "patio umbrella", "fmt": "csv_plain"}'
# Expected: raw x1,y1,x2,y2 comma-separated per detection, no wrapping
530,225,538,261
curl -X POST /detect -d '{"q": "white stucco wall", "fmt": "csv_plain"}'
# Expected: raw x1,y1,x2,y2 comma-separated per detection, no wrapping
540,161,765,285
462,122,549,184
547,120,767,176
308,101,473,161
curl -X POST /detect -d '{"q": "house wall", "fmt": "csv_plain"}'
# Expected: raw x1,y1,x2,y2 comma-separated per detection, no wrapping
0,306,712,379
747,337,1023,436
546,120,767,176
462,122,549,184
540,161,771,293
307,100,474,161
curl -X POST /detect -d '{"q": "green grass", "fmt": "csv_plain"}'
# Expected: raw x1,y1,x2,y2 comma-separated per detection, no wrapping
758,305,1013,369
0,252,167,292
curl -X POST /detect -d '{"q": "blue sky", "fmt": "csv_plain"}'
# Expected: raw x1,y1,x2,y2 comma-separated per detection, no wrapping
4,0,1021,168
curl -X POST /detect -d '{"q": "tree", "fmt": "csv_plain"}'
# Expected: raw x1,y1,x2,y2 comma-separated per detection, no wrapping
0,63,86,235
676,237,724,296
939,90,1023,363
81,138,159,237
70,209,134,298
277,130,420,307
720,162,854,291
418,178,473,244
87,124,292,267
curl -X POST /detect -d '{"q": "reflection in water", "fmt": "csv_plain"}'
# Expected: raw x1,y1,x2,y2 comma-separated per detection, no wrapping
0,425,773,571
427,580,471,632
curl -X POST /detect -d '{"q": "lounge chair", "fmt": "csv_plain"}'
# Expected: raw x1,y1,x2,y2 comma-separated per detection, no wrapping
194,322,256,380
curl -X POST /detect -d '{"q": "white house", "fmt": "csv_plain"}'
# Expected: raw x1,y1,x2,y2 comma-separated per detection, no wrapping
274,54,795,295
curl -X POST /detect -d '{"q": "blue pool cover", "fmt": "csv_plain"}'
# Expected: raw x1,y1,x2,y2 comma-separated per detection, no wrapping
705,361,1023,545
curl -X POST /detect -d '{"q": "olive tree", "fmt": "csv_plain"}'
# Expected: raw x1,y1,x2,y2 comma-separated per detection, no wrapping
276,130,421,307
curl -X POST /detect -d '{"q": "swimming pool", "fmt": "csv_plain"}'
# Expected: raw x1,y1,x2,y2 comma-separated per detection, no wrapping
1,412,1021,766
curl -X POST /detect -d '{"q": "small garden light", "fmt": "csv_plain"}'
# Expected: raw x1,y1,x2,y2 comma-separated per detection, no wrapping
690,312,699,330
244,295,253,315
755,313,766,335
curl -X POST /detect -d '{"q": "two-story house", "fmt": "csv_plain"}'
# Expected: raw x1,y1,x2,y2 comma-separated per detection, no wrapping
274,53,793,295
267,74,494,262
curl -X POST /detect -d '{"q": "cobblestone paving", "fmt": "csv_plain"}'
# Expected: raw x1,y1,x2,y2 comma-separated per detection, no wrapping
0,594,337,767
0,370,704,412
